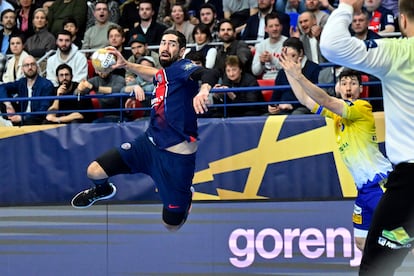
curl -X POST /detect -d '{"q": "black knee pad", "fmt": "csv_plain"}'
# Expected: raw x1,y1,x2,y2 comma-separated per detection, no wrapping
162,208,188,226
95,148,130,177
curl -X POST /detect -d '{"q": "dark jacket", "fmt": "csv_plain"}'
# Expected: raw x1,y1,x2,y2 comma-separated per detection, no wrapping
214,40,253,75
242,11,290,41
129,21,167,46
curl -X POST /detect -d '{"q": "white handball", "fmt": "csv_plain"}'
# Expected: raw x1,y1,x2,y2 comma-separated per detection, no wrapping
90,47,117,73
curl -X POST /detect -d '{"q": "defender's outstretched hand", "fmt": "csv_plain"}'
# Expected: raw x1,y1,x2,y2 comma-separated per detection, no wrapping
278,48,303,80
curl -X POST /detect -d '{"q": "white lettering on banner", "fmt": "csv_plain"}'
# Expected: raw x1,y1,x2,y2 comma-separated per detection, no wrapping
228,227,362,268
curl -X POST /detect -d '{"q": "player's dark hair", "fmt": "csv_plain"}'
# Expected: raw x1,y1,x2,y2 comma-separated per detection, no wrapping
163,29,186,49
338,69,362,85
56,63,73,77
400,0,414,20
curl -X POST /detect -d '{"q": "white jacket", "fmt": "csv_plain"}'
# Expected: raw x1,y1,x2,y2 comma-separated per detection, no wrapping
2,50,30,83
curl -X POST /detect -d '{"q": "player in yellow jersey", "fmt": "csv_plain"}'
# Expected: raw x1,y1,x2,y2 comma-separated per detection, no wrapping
278,47,393,253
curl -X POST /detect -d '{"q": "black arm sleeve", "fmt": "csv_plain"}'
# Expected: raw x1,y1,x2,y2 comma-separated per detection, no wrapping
190,67,220,87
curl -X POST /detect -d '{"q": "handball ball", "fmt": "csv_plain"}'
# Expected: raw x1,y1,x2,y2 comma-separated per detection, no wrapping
91,47,117,73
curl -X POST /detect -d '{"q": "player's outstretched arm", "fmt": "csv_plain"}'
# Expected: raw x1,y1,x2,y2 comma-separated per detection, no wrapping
107,47,158,79
279,50,344,115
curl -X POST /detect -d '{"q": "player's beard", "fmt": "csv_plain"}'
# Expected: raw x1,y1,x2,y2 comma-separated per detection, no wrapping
159,52,180,68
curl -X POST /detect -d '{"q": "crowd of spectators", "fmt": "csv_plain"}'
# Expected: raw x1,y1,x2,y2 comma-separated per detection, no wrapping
0,0,399,125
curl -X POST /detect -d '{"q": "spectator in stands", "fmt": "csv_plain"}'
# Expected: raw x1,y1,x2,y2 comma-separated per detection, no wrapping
46,30,87,86
292,11,327,64
122,56,155,118
24,8,56,59
0,9,19,55
198,3,221,42
15,0,35,39
157,0,190,27
223,0,258,34
252,12,288,80
125,34,161,80
213,55,266,117
185,50,206,67
304,0,330,27
75,66,125,123
2,34,29,83
82,0,117,51
0,0,14,14
188,0,224,21
63,16,82,49
364,0,395,34
119,0,142,35
166,3,195,44
107,24,130,63
0,55,54,125
128,0,167,46
275,0,306,13
381,0,398,18
45,63,96,124
268,37,320,115
47,0,87,37
352,8,383,40
86,0,119,30
184,23,217,69
242,0,290,41
214,19,253,76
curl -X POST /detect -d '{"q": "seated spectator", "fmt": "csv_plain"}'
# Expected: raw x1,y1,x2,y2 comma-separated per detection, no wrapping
184,23,217,69
185,50,206,67
252,12,288,80
351,8,383,40
214,19,253,76
45,64,96,124
63,16,83,49
197,3,221,42
275,0,306,14
213,55,266,117
157,0,190,27
86,0,119,30
125,34,161,79
2,34,29,83
82,0,117,51
107,25,130,77
24,8,56,58
75,66,125,123
188,0,224,21
304,0,330,27
128,0,167,46
242,0,290,41
16,0,35,39
364,0,395,34
47,0,87,37
0,55,54,125
268,37,320,115
46,30,88,86
0,9,19,55
166,3,195,44
118,0,141,35
122,55,155,118
223,0,258,34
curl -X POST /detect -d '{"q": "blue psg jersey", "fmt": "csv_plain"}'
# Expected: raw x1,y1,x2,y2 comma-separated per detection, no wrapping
146,59,201,149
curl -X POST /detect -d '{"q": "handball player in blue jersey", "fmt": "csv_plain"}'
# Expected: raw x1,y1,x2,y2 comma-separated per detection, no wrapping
71,30,219,231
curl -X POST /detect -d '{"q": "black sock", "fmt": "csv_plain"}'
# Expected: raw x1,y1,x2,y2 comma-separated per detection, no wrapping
92,179,111,193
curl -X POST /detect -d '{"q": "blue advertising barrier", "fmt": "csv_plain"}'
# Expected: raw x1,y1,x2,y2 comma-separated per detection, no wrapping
0,113,386,205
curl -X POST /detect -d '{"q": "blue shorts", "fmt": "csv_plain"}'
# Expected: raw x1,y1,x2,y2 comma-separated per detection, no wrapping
353,183,384,238
118,133,195,213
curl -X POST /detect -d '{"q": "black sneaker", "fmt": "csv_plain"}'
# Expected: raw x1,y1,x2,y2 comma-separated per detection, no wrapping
71,183,117,208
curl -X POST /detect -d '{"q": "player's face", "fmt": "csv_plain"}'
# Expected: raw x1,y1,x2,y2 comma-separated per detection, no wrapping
56,34,72,53
57,68,72,85
139,3,154,21
352,13,369,34
9,37,23,55
225,64,242,82
265,18,282,40
338,76,362,101
108,29,125,48
159,34,183,67
200,8,215,25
